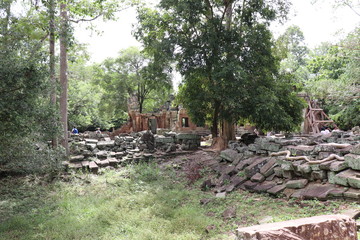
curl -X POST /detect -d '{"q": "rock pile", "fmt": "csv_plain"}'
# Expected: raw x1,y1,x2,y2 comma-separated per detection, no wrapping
64,131,201,173
207,131,360,200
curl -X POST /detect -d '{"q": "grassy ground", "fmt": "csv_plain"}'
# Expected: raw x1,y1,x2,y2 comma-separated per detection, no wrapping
1,163,359,240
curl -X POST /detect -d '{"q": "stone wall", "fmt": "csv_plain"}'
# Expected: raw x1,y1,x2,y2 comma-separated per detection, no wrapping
210,131,360,200
64,131,201,173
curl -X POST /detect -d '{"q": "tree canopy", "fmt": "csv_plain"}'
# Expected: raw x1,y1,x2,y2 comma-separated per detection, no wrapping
136,0,304,137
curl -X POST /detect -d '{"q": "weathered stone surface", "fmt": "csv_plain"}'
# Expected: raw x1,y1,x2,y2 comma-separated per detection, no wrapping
286,145,314,156
235,158,252,171
298,163,312,174
236,214,357,240
97,140,115,149
345,154,360,170
222,206,236,220
230,176,247,188
286,179,308,189
85,138,98,144
89,161,98,173
329,161,348,172
344,189,360,199
108,158,119,167
329,169,353,186
260,142,281,152
69,155,84,162
251,173,265,182
96,151,108,159
313,144,336,154
253,181,276,193
300,183,339,200
260,158,277,177
243,180,259,192
244,157,268,178
311,170,327,181
98,159,110,167
335,169,360,189
350,143,360,155
319,160,336,170
81,161,90,168
220,149,242,163
267,184,286,195
68,162,82,169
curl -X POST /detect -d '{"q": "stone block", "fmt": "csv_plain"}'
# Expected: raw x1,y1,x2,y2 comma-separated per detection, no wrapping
248,144,258,152
313,144,335,154
251,173,265,182
259,158,277,177
282,170,294,179
97,140,115,149
98,159,110,167
274,167,283,177
345,154,360,170
108,158,119,167
286,145,314,156
349,143,360,155
267,184,286,195
243,180,259,192
68,162,82,169
260,142,281,152
319,160,336,170
329,161,348,172
253,181,276,193
244,157,268,178
70,155,85,162
335,169,360,189
319,152,332,159
220,149,242,163
332,169,354,186
344,189,360,199
286,179,308,189
85,138,98,144
311,164,321,171
311,170,327,181
96,151,108,159
300,183,339,200
236,215,357,240
89,161,98,173
81,161,90,168
298,163,312,174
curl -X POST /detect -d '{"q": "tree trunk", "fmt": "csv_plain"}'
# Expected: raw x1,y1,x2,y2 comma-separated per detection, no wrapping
219,0,235,147
49,0,58,148
211,102,219,138
59,3,69,155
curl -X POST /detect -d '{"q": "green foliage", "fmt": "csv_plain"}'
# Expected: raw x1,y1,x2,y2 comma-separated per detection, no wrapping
304,27,360,129
137,0,304,134
0,2,63,173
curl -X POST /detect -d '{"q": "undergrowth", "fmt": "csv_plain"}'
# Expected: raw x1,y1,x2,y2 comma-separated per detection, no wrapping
0,163,359,240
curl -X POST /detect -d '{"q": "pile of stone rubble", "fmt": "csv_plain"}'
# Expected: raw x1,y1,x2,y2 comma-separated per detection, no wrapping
208,130,360,200
63,131,201,173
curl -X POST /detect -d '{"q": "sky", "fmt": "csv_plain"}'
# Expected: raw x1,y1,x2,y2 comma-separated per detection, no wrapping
75,0,359,64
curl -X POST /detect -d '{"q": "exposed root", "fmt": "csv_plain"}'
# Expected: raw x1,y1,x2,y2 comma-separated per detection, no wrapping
270,150,344,165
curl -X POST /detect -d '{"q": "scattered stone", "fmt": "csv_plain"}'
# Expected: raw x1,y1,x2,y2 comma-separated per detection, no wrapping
69,155,85,162
345,154,360,170
267,184,286,195
215,192,226,198
286,179,308,189
250,173,265,182
222,206,236,220
329,161,348,172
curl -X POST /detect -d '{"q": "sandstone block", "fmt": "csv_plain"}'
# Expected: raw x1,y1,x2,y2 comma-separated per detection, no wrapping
286,145,314,156
97,140,115,149
70,155,85,162
345,154,360,170
244,157,268,178
260,158,277,177
236,215,357,240
267,184,286,195
253,181,276,193
329,161,348,172
220,149,242,163
286,179,308,189
89,161,98,173
251,173,265,182
311,170,327,181
349,143,360,155
344,189,360,199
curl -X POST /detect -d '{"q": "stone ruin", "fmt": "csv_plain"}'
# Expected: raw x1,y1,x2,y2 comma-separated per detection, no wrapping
208,130,360,201
63,131,201,173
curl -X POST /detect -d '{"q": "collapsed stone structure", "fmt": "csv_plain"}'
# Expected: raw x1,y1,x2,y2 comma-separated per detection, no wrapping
210,130,360,200
64,131,201,173
237,214,357,240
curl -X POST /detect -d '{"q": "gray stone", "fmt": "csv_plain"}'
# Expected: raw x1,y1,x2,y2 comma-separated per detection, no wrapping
251,173,265,182
260,142,281,152
350,143,360,155
332,169,352,186
97,140,115,149
345,154,360,170
319,160,336,171
215,192,226,198
274,167,283,177
69,155,84,162
329,161,348,172
244,157,268,178
344,189,360,199
220,149,242,163
89,161,98,173
253,181,276,193
313,144,335,154
259,158,277,177
267,184,286,195
298,163,312,174
282,170,294,179
286,145,314,156
318,152,332,159
311,170,327,181
286,179,308,189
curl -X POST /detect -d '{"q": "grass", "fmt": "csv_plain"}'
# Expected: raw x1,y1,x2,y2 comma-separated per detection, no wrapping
1,163,359,240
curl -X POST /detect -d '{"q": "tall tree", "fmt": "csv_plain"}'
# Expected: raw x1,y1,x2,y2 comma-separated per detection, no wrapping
136,0,304,143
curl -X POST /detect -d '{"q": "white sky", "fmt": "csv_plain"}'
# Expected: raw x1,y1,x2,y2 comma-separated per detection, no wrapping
75,0,359,63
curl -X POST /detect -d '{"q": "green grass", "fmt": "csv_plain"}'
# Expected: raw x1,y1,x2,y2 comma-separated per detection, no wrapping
1,163,359,240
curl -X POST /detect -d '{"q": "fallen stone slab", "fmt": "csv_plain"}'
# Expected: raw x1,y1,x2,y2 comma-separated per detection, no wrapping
332,169,357,187
267,184,286,195
344,189,360,199
97,140,115,149
259,158,277,177
220,149,242,163
329,161,348,172
108,158,119,167
69,155,85,162
251,173,265,182
244,157,268,178
68,162,82,169
85,139,98,144
253,181,276,193
286,179,308,189
349,143,360,155
236,214,357,240
81,161,90,169
300,183,340,200
286,145,314,156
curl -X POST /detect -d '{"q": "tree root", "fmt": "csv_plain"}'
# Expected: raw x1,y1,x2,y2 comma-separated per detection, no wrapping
270,150,344,165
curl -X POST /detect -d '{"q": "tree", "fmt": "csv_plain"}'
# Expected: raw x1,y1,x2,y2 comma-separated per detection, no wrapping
136,0,304,143
95,47,172,114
